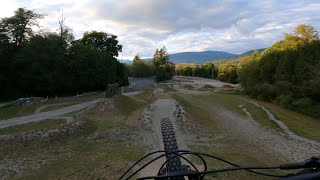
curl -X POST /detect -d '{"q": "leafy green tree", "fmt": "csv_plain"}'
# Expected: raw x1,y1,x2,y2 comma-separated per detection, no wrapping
238,24,320,117
290,24,319,41
0,8,43,47
81,31,122,57
152,47,175,81
217,64,238,83
133,54,143,63
0,8,127,100
128,55,155,78
202,62,217,78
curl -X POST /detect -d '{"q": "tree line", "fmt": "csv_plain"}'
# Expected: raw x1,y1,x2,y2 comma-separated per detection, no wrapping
239,24,320,117
128,47,175,82
0,8,127,100
175,62,238,83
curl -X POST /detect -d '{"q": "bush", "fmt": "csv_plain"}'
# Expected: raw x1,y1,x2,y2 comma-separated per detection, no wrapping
291,98,313,108
277,94,295,107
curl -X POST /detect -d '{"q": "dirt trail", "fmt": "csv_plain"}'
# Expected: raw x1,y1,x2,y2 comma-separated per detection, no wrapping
200,99,320,162
0,99,102,129
241,98,320,146
139,98,187,177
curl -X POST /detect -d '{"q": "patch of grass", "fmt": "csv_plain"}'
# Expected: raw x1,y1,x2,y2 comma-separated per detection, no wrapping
183,84,194,90
79,118,99,134
57,93,104,103
0,103,43,120
115,95,146,116
258,100,320,141
0,119,66,135
199,93,282,131
0,105,20,120
0,93,103,120
0,91,148,179
24,143,145,180
189,144,284,180
172,93,217,133
41,102,77,112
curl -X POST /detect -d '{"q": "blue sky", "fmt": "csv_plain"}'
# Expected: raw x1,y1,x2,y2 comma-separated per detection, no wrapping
1,0,320,60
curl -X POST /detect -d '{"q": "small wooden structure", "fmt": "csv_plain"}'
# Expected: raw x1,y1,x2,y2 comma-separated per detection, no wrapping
105,83,119,98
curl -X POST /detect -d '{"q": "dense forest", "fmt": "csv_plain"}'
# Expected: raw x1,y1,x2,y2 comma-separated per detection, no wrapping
0,8,127,100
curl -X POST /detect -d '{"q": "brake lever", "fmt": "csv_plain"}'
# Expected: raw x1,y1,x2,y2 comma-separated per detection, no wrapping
280,156,320,170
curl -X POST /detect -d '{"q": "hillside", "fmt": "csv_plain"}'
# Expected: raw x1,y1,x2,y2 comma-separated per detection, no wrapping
213,48,266,65
169,51,236,63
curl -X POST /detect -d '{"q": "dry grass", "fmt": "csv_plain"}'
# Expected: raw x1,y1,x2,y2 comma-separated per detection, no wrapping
183,84,194,90
0,119,66,135
0,92,150,179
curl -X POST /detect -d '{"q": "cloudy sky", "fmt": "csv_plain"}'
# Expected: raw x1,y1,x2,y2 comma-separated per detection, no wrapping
1,0,320,59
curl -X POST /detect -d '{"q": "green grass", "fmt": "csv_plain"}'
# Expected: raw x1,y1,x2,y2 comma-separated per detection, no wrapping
0,103,43,120
41,102,77,112
115,95,147,116
183,84,194,90
0,119,66,135
258,101,320,141
1,91,149,179
24,142,144,180
0,105,20,120
0,93,104,120
172,93,217,134
198,93,282,131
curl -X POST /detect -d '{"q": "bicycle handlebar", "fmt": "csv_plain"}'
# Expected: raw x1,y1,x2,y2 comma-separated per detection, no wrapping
120,150,320,180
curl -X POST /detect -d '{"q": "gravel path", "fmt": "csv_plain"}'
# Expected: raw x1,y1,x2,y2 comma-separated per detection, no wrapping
0,99,102,129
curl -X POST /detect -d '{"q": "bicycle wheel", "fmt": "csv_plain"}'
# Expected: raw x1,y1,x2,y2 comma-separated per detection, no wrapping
161,118,182,174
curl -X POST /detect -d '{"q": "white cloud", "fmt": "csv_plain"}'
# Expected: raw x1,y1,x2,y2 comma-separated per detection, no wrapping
1,0,320,59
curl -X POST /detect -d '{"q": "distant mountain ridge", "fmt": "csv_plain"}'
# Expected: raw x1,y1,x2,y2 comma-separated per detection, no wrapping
119,48,266,64
168,51,236,64
213,48,266,65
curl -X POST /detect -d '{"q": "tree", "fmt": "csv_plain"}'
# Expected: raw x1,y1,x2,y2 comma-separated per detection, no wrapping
133,54,143,63
152,47,170,66
152,47,175,81
217,64,238,83
238,24,320,117
291,24,319,41
58,11,74,43
0,8,43,47
81,31,122,57
0,8,128,100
